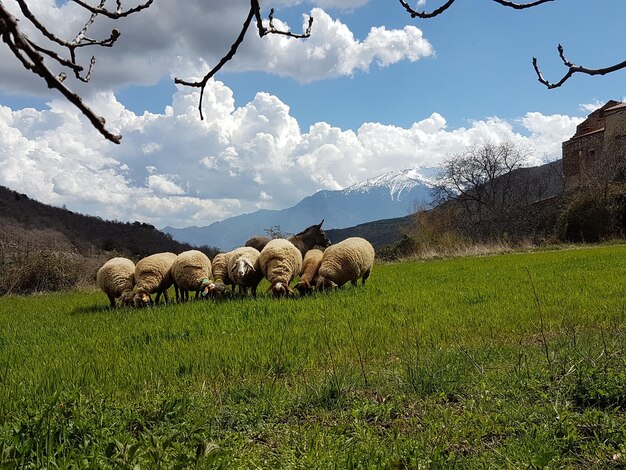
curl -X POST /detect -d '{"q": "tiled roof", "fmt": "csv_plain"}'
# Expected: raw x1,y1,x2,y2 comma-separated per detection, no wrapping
606,102,626,112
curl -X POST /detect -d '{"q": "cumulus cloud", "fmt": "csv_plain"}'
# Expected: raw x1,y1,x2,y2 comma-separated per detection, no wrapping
0,80,583,229
0,2,432,95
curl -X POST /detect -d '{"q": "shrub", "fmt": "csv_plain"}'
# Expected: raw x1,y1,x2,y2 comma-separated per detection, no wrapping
0,251,104,295
557,184,626,242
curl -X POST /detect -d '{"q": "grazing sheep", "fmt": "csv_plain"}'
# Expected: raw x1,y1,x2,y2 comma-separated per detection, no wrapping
245,220,331,257
228,247,263,297
171,250,212,301
133,252,178,307
259,239,303,298
96,257,135,308
295,249,323,296
316,237,375,290
207,251,234,299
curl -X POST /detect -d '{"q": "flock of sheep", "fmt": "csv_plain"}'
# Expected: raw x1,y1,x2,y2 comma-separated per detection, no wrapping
96,221,376,308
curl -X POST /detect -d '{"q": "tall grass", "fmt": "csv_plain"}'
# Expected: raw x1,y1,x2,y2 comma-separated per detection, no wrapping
1,245,626,467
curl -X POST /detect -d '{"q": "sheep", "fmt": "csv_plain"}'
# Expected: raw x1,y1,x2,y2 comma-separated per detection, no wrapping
227,246,263,297
171,250,212,302
133,252,178,307
259,238,303,298
295,248,323,296
206,251,234,299
96,257,135,308
315,237,375,290
245,220,331,257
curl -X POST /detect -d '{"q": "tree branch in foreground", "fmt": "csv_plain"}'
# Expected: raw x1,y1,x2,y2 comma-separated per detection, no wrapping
533,44,626,89
175,0,313,121
400,0,625,88
0,0,152,144
398,0,554,19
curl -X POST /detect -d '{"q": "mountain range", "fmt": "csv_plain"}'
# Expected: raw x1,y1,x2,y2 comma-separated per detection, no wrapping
162,168,435,251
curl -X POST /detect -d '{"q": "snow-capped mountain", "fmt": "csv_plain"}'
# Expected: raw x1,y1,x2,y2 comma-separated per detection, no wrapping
162,167,435,251
343,168,436,201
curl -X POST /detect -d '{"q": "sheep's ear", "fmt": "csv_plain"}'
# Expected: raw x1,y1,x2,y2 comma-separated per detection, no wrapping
244,259,255,271
229,263,237,274
317,219,324,228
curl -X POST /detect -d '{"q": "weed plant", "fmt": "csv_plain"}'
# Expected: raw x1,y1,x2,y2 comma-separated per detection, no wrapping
1,245,626,468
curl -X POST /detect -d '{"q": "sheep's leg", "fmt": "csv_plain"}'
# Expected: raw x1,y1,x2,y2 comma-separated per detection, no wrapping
362,268,371,285
163,289,169,304
351,280,358,287
251,285,257,298
155,290,162,304
107,294,116,308
195,290,200,300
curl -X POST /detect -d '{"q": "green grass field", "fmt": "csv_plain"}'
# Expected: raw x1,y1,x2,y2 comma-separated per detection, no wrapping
1,245,626,468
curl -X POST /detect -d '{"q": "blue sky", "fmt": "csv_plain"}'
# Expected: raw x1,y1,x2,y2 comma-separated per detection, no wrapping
0,0,624,228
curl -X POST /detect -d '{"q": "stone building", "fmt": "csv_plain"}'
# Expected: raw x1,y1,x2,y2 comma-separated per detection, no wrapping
562,100,626,188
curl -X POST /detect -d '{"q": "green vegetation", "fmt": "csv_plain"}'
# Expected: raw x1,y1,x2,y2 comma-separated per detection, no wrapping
1,245,626,468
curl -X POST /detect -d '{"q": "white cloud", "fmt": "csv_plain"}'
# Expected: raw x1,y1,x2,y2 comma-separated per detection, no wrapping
0,2,432,96
147,174,185,196
0,80,583,229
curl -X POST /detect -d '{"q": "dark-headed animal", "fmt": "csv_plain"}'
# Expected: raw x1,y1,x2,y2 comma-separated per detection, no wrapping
245,220,330,257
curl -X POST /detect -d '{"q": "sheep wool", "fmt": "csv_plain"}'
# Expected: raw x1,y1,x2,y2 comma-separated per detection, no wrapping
295,249,323,296
171,250,212,301
316,237,375,289
228,246,263,297
208,251,234,298
96,257,135,308
133,252,177,307
259,239,303,297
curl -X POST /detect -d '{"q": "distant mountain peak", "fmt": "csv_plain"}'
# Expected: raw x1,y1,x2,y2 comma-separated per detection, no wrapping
343,167,434,201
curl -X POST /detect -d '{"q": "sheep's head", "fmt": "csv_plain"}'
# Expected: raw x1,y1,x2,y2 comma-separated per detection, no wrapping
133,289,152,308
230,258,255,282
206,279,228,300
315,275,337,291
117,290,135,308
199,278,212,299
270,281,293,298
295,279,313,296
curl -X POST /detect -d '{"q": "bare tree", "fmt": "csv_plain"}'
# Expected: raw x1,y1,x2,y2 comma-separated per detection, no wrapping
432,141,562,237
0,1,312,144
399,0,626,89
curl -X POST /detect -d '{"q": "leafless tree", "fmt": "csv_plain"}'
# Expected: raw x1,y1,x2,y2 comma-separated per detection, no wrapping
399,0,626,89
0,1,312,144
432,141,562,237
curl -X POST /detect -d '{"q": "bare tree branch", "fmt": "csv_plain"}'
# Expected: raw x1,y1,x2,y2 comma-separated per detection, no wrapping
0,0,151,144
533,44,626,89
400,0,626,88
175,0,312,121
398,0,553,19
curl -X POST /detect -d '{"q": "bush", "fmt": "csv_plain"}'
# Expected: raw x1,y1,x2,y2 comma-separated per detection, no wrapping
557,184,626,242
0,251,103,295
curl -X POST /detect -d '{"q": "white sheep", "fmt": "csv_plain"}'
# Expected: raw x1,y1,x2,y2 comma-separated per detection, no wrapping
133,252,178,307
259,239,303,298
295,248,324,296
96,257,135,308
227,246,263,297
171,250,212,301
207,251,234,299
316,237,375,290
